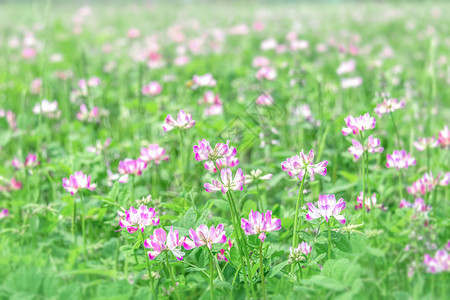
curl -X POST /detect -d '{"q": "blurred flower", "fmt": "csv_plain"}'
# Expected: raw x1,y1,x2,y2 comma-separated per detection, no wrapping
11,153,39,169
0,209,9,219
355,192,377,211
342,113,376,136
204,168,245,193
336,60,355,75
348,135,384,161
62,171,96,195
437,125,449,148
193,139,237,162
281,149,328,181
386,150,416,170
241,210,281,242
0,110,17,130
252,56,270,68
140,144,169,165
289,241,312,263
217,249,228,261
199,91,221,105
256,67,276,80
118,158,147,183
142,81,162,96
341,77,362,89
118,205,159,234
162,110,195,131
144,227,188,261
77,104,100,122
32,99,61,118
256,93,274,106
30,78,42,94
191,74,216,89
306,194,346,224
204,103,223,116
399,198,431,213
424,248,449,273
407,172,449,195
245,169,272,183
184,224,227,250
87,138,111,155
260,38,277,51
127,28,140,39
414,137,439,151
374,98,405,116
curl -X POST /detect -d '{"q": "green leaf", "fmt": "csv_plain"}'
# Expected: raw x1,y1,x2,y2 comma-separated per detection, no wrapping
269,260,290,278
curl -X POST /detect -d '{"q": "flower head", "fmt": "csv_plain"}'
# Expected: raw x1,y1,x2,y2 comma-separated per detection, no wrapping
341,113,376,136
62,171,97,195
204,168,245,194
256,93,274,106
256,67,277,80
348,135,384,161
32,99,61,118
241,210,281,242
386,150,416,170
193,139,237,162
355,192,377,211
0,209,9,219
118,205,160,234
413,137,439,152
184,224,227,250
118,158,147,183
162,110,195,131
11,153,39,169
281,149,328,181
374,98,405,116
142,81,162,96
424,248,449,273
144,227,188,261
77,104,100,122
204,157,239,173
140,144,169,165
192,74,217,89
407,172,449,196
244,169,273,183
306,194,346,224
289,242,312,263
438,126,449,148
341,77,362,89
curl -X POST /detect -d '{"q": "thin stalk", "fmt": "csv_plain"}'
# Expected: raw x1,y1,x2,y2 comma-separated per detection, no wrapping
432,187,437,220
178,129,184,186
141,231,156,299
398,172,404,199
256,182,264,212
164,252,180,300
72,197,77,244
389,112,401,147
208,249,214,300
79,192,87,259
131,175,135,204
259,240,267,300
291,171,307,272
208,248,224,281
230,264,242,300
297,262,303,282
115,237,120,276
360,132,366,225
328,221,332,259
426,146,430,174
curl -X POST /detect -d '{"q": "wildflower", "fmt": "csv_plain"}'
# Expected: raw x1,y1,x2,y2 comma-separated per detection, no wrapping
437,125,449,148
256,93,274,106
204,157,239,173
244,169,273,183
30,78,42,94
204,168,245,193
374,98,405,116
407,172,449,195
204,103,223,116
0,110,17,130
142,82,162,96
0,209,9,219
355,192,377,211
341,113,376,136
118,205,160,234
127,28,140,39
62,171,97,195
256,67,277,80
199,91,221,105
252,56,270,68
386,150,416,170
193,139,237,162
413,137,439,151
241,210,282,242
217,249,228,261
191,74,216,89
348,135,384,160
32,99,61,118
424,249,449,273
118,158,147,183
11,153,39,169
399,198,431,213
77,104,99,122
79,77,101,89
341,77,362,89
144,227,188,261
140,144,169,165
336,60,355,75
281,149,328,181
289,241,312,263
162,110,195,131
183,224,227,250
306,194,346,224
87,138,111,155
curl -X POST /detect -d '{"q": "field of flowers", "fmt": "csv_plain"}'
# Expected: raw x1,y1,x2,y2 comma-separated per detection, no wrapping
0,1,449,299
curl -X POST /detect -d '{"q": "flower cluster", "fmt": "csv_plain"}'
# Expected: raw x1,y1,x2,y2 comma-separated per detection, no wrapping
193,139,237,163
244,169,272,183
374,98,405,116
12,153,39,169
289,241,312,263
256,67,276,80
306,194,346,224
142,81,162,96
33,99,61,118
162,110,196,131
118,158,147,183
407,172,449,196
438,125,449,148
204,168,245,193
144,227,188,261
355,192,377,211
184,224,227,250
241,210,282,242
399,198,431,214
386,150,416,170
348,135,384,161
140,144,169,165
191,73,217,89
118,205,160,234
77,104,102,122
424,246,449,273
204,157,239,173
281,149,328,181
341,113,376,136
62,171,97,195
413,137,439,152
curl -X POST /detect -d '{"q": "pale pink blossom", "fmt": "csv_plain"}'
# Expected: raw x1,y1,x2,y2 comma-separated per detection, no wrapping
289,241,312,262
336,60,356,75
77,104,99,122
162,110,195,131
183,224,227,250
341,113,376,136
118,205,159,234
256,67,276,80
118,158,147,183
192,74,217,89
241,210,281,242
244,169,272,183
142,82,162,96
144,227,188,261
281,149,328,181
437,126,449,148
374,98,405,116
252,56,270,68
306,194,346,224
256,93,273,106
204,157,239,173
62,171,97,195
193,139,237,162
386,150,416,170
204,168,245,194
355,192,377,211
414,137,439,151
140,144,169,165
341,77,362,89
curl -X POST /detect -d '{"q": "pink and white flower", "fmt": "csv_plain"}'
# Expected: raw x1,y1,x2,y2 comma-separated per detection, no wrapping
11,153,39,169
162,110,195,131
355,192,377,211
341,113,376,136
140,144,169,165
281,149,328,181
289,241,312,262
407,172,449,195
204,157,239,173
86,138,111,155
0,209,9,219
437,126,449,148
118,205,160,234
241,210,281,242
424,248,449,273
62,171,97,195
77,104,99,122
244,169,272,183
183,224,227,250
33,99,61,118
118,158,147,183
144,227,188,261
341,77,362,89
386,150,416,170
374,98,405,116
414,137,439,151
336,60,356,75
142,82,162,96
204,168,245,194
306,194,346,224
348,135,384,161
256,67,277,81
193,139,237,162
256,93,274,106
192,74,217,89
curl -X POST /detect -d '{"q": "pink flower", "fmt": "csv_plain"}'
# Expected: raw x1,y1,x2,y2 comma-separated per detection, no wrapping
256,93,273,106
306,194,346,224
256,67,276,80
217,249,228,261
437,126,449,148
86,138,111,155
407,172,449,195
77,104,100,122
199,91,221,105
289,241,312,262
118,205,160,234
341,77,362,89
355,192,377,211
252,56,270,68
281,149,328,181
142,82,162,96
140,144,169,165
162,110,195,131
183,224,227,250
118,158,147,183
414,137,439,151
204,104,223,116
144,227,188,261
192,74,217,89
62,171,97,195
348,135,384,161
204,157,239,173
424,249,449,273
193,139,237,162
127,28,140,39
290,40,309,51
348,140,364,160
400,198,431,214
260,38,277,51
12,153,39,169
0,110,17,130
229,24,248,35
241,210,282,242
341,113,376,136
374,98,405,116
204,168,245,194
386,150,416,170
174,55,190,66
22,47,36,59
336,60,356,75
244,169,272,183
30,78,42,94
33,99,61,118
0,209,9,219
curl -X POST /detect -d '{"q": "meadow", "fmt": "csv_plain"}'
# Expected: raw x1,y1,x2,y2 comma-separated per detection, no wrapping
0,1,449,299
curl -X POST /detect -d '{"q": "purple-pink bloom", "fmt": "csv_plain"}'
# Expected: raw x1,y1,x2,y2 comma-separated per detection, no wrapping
256,67,277,80
193,139,237,162
413,137,439,151
118,158,147,183
241,210,281,242
306,194,346,224
386,150,416,170
77,104,99,122
144,227,188,261
192,74,217,89
348,135,384,161
438,125,449,148
355,192,377,211
118,205,160,234
336,60,355,75
204,168,245,193
341,113,376,136
374,98,405,116
162,110,195,131
407,172,449,196
183,224,227,250
0,208,9,219
142,81,162,96
12,153,39,169
281,149,328,180
289,241,312,262
256,93,274,106
140,144,169,165
62,171,97,195
204,157,240,173
424,249,449,273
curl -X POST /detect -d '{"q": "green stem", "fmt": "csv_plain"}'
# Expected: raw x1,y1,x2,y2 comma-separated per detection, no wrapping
291,171,307,272
389,112,401,147
360,133,366,225
165,252,180,300
72,197,77,244
426,146,431,174
398,172,404,199
297,262,303,282
230,264,242,300
209,248,224,281
130,175,135,204
140,231,156,299
327,220,332,259
432,187,437,220
208,249,214,300
115,237,120,276
259,240,266,300
256,182,264,212
79,192,87,259
178,129,184,187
